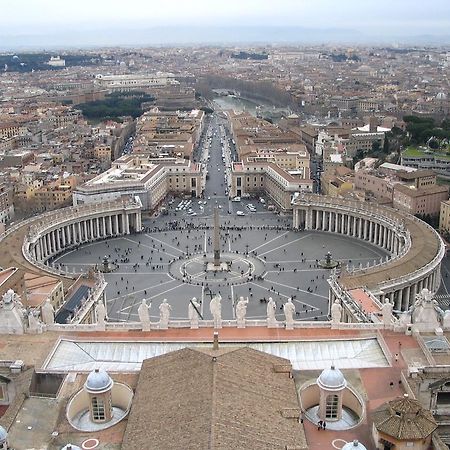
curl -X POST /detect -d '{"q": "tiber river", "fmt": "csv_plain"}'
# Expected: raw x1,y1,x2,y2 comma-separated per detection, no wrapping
213,95,269,116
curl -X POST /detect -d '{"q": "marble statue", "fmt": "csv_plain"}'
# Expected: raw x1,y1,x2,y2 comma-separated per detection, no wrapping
1,289,16,305
267,297,277,327
236,296,249,328
398,310,412,326
381,298,393,326
0,289,25,335
209,294,222,329
138,299,151,331
41,299,55,325
331,299,342,324
95,301,107,330
283,298,296,329
159,299,172,329
411,288,441,332
188,297,201,329
443,310,450,329
27,311,43,334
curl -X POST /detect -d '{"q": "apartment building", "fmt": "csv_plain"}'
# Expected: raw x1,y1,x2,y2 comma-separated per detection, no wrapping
73,155,202,211
134,109,205,159
230,161,313,211
393,184,448,216
0,183,14,225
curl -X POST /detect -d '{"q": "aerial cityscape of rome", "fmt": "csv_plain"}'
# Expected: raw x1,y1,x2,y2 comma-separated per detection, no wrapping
0,1,450,449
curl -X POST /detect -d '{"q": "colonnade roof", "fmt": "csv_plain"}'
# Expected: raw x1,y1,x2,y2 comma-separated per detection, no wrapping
0,221,71,298
340,213,441,291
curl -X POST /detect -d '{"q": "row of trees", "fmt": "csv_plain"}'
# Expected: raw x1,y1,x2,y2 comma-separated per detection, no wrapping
78,92,155,120
403,116,450,146
196,75,294,108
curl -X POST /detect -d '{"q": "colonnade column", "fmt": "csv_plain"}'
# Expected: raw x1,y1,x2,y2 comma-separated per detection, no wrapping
41,237,47,259
61,226,66,248
402,285,411,311
395,288,403,311
135,212,142,232
83,221,88,242
108,216,112,236
50,231,56,255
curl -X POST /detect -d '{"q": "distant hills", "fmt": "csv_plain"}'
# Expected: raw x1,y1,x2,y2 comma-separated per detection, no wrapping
1,26,449,51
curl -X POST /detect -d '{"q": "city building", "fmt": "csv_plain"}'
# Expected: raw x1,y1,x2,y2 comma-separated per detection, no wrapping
439,199,450,233
393,184,448,217
94,73,178,90
401,147,450,178
133,109,205,159
73,155,202,211
230,161,313,211
0,184,14,225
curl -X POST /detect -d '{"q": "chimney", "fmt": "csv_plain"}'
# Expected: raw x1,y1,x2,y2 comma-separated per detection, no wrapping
213,331,219,350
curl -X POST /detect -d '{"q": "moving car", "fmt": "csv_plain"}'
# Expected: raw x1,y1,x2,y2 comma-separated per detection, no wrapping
236,211,245,216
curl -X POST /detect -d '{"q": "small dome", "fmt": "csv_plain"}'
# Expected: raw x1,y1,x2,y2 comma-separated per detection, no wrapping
61,445,82,450
342,440,367,450
317,365,347,391
436,92,447,100
0,425,7,442
84,368,113,393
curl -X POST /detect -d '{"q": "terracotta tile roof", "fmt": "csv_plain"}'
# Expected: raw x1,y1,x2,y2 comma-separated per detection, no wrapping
373,395,437,440
122,347,307,450
394,183,448,197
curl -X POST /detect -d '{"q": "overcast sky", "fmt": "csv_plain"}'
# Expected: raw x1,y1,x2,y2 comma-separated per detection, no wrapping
2,0,449,30
1,0,450,47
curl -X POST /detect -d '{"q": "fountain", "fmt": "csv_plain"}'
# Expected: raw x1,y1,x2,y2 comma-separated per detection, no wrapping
318,251,339,269
98,255,118,273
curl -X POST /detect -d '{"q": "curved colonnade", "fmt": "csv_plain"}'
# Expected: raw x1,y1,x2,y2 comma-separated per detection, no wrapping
17,194,445,319
293,194,445,312
23,199,142,277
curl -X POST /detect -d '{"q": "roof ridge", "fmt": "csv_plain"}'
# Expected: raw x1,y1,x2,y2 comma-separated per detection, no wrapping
210,355,218,450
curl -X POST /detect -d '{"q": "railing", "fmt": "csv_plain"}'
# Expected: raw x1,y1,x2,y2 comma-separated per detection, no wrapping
75,181,148,193
377,236,445,291
43,317,390,332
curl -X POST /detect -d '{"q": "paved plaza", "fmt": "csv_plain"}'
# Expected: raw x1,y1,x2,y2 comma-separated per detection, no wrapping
55,211,389,322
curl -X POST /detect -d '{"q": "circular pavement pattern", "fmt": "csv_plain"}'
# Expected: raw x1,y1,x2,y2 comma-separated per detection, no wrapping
169,251,266,286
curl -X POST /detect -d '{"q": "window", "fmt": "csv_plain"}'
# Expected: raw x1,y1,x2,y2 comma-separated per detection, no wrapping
92,396,106,421
325,394,339,419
